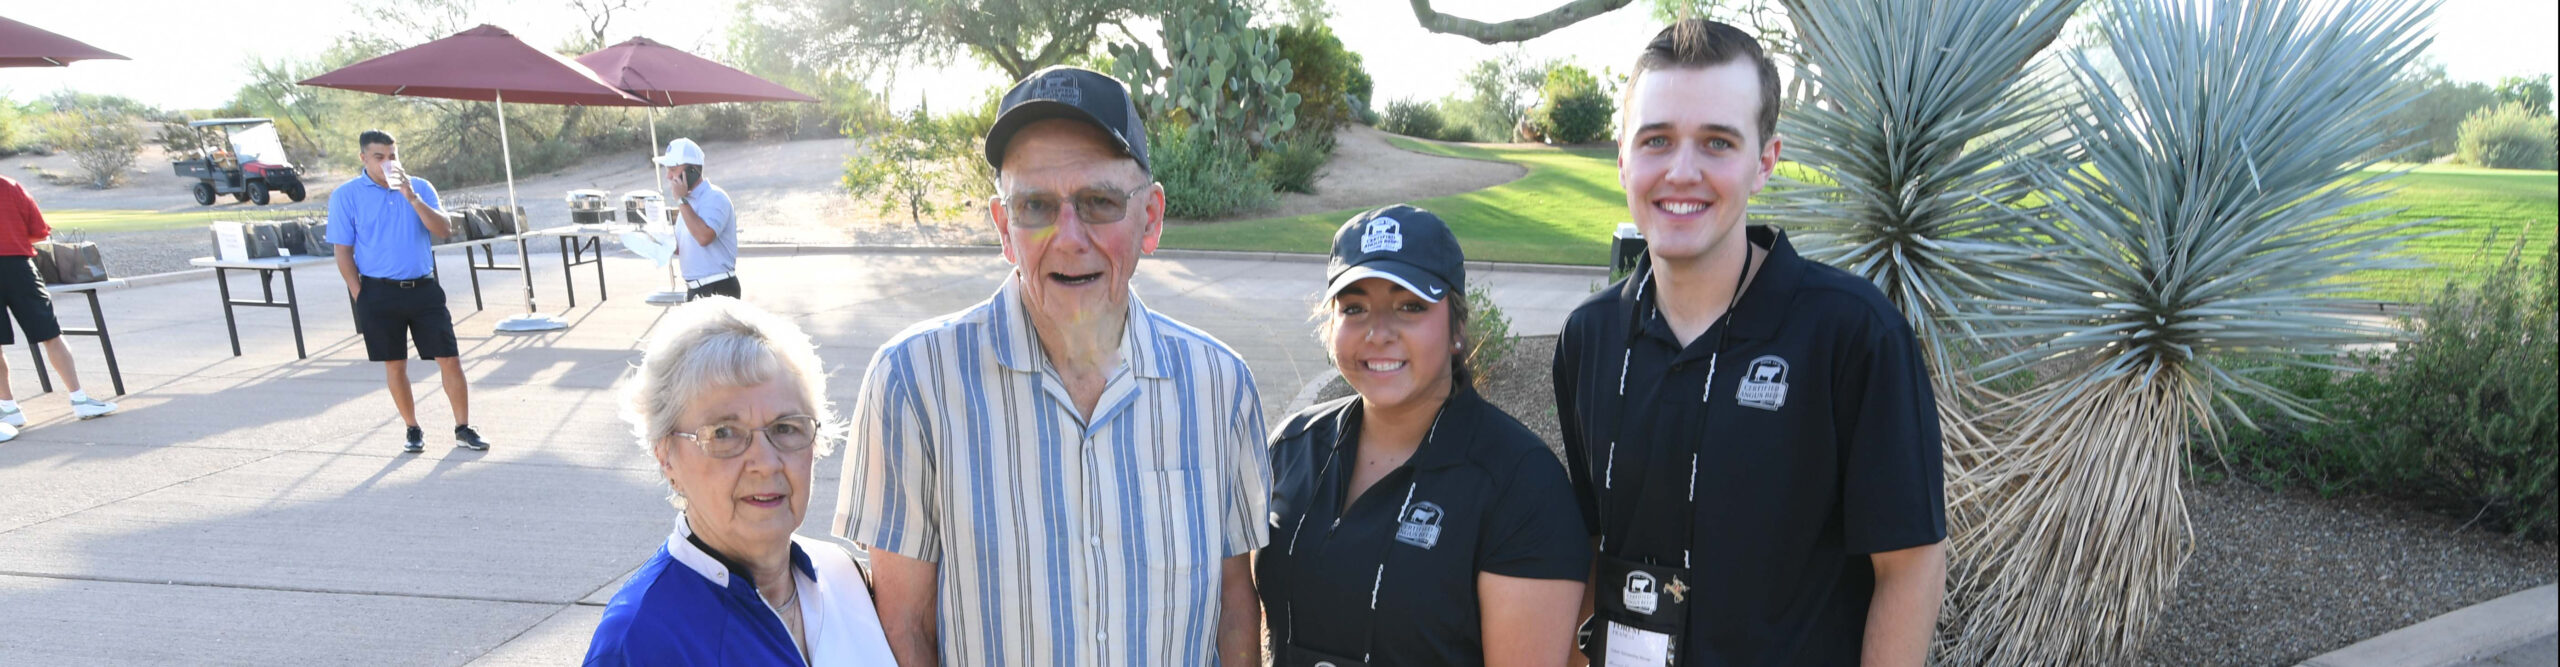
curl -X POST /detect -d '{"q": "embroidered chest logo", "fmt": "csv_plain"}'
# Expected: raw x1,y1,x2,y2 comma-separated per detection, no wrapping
1361,217,1404,253
1622,570,1660,615
1395,501,1444,549
1734,355,1789,411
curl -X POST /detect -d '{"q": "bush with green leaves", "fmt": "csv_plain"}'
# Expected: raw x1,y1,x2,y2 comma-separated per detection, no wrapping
1530,64,1614,144
1151,124,1272,219
1257,130,1332,194
2454,101,2557,170
1275,23,1363,134
1380,99,1447,140
1459,285,1515,389
43,108,144,189
842,103,979,225
2206,238,2557,540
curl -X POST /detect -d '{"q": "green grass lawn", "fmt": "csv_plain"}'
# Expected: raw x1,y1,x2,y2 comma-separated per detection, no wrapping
48,208,315,235
1163,138,2556,303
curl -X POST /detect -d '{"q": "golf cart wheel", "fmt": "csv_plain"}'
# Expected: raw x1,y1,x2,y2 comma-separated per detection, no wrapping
248,182,271,206
283,183,306,203
192,182,216,206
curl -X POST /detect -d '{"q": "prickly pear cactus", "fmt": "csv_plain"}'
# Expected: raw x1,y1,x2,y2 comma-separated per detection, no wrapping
1110,0,1298,151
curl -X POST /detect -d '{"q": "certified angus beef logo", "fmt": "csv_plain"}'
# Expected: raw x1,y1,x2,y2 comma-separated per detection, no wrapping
1622,570,1660,615
1395,501,1444,549
1361,217,1404,253
1735,355,1789,411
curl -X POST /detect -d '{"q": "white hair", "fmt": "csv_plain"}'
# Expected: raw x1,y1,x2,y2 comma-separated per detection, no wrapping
619,298,838,494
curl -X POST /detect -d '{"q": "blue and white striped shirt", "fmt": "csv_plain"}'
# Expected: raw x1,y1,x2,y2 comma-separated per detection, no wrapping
833,274,1272,667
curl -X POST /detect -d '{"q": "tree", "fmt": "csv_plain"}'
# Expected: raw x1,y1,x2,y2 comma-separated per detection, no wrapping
2365,62,2497,162
1407,0,1637,44
841,101,982,225
44,107,144,189
1459,51,1552,141
750,0,1153,81
2495,73,2554,117
1529,64,1612,143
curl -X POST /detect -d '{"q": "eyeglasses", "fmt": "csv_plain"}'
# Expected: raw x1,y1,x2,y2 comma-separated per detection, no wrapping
666,415,821,458
1000,184,1152,227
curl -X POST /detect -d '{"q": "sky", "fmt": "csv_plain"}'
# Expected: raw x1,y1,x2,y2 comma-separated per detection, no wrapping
4,0,2555,113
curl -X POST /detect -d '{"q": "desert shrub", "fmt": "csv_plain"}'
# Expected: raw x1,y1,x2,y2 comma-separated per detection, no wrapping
1257,130,1332,194
1152,124,1273,219
1531,64,1615,144
43,108,143,189
1460,285,1516,389
2453,101,2557,170
1380,99,1446,140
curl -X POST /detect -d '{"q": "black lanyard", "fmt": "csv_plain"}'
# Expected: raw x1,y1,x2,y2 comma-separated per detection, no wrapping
1279,399,1451,663
1596,240,1753,569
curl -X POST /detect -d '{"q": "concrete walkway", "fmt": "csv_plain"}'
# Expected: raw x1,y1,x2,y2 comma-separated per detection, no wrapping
0,246,1602,665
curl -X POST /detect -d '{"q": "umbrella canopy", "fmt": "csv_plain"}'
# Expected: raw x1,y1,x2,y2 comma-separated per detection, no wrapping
0,15,128,67
299,24,645,106
576,36,818,106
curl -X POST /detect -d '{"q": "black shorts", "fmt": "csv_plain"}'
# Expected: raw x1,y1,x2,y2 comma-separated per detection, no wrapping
686,276,741,300
0,255,61,346
355,276,460,362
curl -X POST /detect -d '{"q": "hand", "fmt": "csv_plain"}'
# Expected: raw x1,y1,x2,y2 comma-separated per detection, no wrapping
349,284,362,299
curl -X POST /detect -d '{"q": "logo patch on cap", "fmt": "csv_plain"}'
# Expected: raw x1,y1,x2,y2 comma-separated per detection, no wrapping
1033,73,1083,105
1361,217,1403,253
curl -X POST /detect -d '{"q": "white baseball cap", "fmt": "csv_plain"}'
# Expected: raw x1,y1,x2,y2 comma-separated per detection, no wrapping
653,137,705,167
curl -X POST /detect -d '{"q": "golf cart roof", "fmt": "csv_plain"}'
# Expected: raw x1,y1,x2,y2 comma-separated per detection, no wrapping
188,118,276,128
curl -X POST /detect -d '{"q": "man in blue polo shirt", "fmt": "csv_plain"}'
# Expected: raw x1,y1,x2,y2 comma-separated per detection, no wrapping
328,129,494,454
1555,20,1945,667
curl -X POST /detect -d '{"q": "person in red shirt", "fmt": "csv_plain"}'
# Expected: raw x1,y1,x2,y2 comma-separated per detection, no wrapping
0,174,120,442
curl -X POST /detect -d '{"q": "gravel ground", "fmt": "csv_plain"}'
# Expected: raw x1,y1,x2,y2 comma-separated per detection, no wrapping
1314,334,2558,666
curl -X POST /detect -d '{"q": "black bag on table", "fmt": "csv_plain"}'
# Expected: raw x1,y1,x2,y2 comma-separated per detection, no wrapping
276,219,310,255
439,211,474,244
466,208,501,240
244,222,282,259
299,221,336,257
485,206,522,236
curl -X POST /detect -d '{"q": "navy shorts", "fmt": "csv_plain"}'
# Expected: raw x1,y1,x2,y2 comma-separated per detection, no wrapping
355,276,460,362
0,256,61,346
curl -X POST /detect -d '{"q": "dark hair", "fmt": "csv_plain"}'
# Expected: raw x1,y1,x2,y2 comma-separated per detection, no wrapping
1624,19,1782,145
358,129,396,150
1312,287,1478,392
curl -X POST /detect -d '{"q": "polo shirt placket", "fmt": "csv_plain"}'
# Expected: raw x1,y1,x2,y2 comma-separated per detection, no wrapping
1554,225,1946,666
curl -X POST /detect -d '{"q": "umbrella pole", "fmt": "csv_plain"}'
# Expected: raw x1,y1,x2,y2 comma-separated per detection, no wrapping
495,89,567,332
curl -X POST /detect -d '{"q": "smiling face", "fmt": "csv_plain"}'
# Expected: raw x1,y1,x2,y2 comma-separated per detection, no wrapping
1328,277,1456,414
655,377,815,561
990,119,1164,343
1618,63,1781,267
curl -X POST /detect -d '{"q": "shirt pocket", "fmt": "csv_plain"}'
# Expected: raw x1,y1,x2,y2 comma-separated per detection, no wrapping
1138,467,1220,570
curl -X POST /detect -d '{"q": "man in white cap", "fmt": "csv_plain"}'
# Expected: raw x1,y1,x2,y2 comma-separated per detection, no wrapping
655,137,740,299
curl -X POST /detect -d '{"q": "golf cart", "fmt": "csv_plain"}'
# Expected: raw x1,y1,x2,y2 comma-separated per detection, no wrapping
173,118,305,206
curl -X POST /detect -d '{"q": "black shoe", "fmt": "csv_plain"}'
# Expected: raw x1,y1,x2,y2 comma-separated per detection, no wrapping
454,425,491,451
402,425,425,453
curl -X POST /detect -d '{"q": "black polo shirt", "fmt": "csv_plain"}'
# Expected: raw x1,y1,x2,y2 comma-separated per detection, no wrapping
1258,388,1592,666
1552,225,1945,665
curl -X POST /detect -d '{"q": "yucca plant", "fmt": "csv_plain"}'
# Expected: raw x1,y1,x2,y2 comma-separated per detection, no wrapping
1758,1,2080,658
1950,0,2434,663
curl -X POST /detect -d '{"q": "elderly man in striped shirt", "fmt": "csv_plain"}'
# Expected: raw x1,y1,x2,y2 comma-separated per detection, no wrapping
835,65,1272,667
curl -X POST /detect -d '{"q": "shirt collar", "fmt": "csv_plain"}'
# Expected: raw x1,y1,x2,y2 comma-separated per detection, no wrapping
1619,225,1807,343
990,272,1169,380
665,513,816,590
1329,386,1488,472
348,174,391,193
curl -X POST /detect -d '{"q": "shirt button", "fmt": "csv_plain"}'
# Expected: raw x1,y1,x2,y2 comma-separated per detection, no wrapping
1096,631,1107,641
1089,535,1101,547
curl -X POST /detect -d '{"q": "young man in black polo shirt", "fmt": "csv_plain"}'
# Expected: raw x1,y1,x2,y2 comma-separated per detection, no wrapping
1555,20,1946,667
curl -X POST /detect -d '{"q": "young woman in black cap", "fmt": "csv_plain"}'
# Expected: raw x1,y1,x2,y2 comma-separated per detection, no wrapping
1257,204,1591,666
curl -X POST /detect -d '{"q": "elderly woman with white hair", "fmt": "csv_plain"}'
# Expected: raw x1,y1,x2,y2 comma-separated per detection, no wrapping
585,297,896,665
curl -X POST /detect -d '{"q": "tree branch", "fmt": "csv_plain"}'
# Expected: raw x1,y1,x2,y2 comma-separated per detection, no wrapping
1408,0,1637,44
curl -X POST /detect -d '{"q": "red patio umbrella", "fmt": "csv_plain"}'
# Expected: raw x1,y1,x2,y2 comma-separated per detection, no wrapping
0,15,129,67
301,24,646,332
577,36,816,303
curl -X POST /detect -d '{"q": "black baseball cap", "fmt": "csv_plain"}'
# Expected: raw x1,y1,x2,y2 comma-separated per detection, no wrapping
1326,205,1466,303
985,66,1151,173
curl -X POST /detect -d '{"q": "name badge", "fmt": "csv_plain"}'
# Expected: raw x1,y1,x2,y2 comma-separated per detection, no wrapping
1395,501,1444,549
1605,621,1674,667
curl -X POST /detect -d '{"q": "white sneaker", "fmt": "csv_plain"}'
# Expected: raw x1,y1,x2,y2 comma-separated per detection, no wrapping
0,403,21,427
0,422,16,441
70,397,117,420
